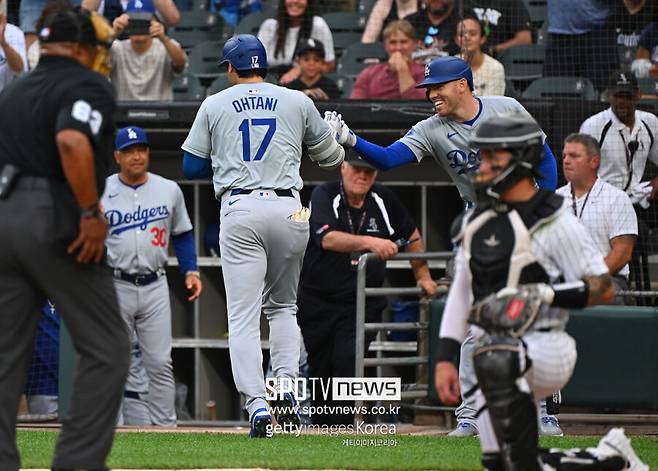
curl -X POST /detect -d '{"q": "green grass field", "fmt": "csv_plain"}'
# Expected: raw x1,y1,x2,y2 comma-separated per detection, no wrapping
16,430,658,470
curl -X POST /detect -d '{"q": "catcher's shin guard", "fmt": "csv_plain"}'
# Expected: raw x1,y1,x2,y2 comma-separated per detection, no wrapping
482,452,504,471
474,336,541,471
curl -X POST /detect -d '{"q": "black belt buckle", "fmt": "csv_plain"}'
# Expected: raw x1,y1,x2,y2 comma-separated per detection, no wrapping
120,271,158,286
230,188,293,197
0,164,20,199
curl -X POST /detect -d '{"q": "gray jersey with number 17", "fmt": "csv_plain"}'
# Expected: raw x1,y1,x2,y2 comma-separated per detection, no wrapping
399,96,545,203
182,82,333,198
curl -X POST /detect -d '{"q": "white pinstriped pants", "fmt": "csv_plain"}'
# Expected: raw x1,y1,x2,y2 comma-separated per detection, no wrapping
474,329,578,454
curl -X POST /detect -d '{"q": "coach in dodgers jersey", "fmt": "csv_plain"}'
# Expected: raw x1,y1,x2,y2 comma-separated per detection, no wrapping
181,34,345,437
325,56,558,204
102,126,202,427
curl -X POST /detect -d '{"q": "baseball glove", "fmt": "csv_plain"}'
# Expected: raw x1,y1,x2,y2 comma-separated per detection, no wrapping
468,284,553,337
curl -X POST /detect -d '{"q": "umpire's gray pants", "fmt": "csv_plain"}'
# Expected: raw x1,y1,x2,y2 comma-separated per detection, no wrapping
114,276,176,426
0,182,129,470
219,190,308,418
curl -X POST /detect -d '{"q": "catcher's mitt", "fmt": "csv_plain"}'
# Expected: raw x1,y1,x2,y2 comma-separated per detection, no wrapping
468,284,553,337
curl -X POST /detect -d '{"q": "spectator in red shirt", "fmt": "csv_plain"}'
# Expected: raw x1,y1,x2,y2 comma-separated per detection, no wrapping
350,20,426,100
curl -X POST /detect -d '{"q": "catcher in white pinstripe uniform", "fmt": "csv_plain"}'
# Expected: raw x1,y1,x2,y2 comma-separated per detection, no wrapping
435,114,648,471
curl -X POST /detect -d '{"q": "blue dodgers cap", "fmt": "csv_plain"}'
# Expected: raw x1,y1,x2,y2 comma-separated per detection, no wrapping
115,126,149,150
416,56,474,90
125,0,155,14
220,34,268,71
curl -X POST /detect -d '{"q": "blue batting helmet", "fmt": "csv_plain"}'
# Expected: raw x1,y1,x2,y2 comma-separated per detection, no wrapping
416,56,473,90
220,34,268,71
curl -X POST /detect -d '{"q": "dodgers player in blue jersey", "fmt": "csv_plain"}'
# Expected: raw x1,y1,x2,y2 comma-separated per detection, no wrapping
325,56,561,437
182,34,345,437
101,126,202,427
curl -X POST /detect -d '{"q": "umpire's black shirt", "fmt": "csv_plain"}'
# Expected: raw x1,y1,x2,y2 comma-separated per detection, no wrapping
0,56,115,196
300,181,416,304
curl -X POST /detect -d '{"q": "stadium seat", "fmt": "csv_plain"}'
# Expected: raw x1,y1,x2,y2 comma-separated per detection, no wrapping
236,11,274,35
333,74,356,99
499,44,545,84
357,0,377,19
522,0,547,28
638,77,658,96
337,42,387,76
188,40,224,84
521,76,598,101
332,32,363,58
324,11,366,33
206,73,231,96
173,73,206,101
170,10,225,50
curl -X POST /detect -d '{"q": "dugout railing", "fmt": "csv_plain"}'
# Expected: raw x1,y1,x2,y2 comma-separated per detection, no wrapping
354,251,452,420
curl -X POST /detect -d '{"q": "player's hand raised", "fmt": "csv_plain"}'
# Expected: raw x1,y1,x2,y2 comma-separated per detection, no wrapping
435,361,460,405
324,111,356,147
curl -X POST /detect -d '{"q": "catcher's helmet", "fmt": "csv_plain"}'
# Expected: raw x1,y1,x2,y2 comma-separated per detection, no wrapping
220,34,268,71
469,113,545,201
416,56,473,90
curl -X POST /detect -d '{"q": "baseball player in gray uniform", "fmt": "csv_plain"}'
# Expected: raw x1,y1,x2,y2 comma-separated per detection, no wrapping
325,56,562,436
102,126,202,427
181,34,344,437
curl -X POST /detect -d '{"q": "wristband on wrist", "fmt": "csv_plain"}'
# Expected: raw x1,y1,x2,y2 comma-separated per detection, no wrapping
185,270,201,278
550,281,589,309
80,202,101,219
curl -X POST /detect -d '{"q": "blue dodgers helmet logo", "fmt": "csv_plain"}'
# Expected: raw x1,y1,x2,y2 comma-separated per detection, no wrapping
127,128,138,140
105,205,170,235
446,149,481,175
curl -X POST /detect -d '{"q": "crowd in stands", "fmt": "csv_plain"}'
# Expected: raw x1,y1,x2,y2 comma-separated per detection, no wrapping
2,0,657,100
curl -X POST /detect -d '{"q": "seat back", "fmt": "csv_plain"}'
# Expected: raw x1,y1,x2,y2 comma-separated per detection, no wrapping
337,42,387,75
521,76,598,101
173,73,206,101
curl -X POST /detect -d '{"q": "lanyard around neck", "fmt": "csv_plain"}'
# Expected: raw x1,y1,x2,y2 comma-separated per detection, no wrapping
570,183,593,220
340,181,369,235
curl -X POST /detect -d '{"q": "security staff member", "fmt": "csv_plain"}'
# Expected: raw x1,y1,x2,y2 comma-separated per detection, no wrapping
297,152,437,425
0,8,129,471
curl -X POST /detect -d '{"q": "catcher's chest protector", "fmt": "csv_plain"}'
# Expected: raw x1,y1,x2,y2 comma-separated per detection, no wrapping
462,208,550,302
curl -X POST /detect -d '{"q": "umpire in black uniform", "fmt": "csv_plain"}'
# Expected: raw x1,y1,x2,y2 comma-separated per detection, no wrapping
0,8,129,471
297,153,437,425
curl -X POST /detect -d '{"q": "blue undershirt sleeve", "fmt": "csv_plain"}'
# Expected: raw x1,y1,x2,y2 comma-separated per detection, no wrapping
183,151,213,179
537,141,557,191
353,136,417,171
172,230,197,275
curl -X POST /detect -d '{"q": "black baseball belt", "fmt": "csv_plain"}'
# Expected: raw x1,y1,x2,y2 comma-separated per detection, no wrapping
229,188,294,197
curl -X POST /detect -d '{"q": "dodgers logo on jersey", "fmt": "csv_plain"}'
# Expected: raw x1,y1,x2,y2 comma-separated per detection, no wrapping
446,149,481,175
105,205,170,235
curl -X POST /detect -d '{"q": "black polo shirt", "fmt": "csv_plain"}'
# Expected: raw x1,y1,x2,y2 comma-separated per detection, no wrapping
403,7,467,55
300,181,416,303
0,55,115,196
287,75,341,100
466,0,531,49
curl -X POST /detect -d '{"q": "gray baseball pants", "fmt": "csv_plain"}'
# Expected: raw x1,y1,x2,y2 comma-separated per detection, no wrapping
219,190,308,418
114,276,176,426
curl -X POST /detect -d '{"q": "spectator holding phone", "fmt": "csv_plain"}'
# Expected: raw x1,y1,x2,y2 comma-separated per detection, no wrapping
110,0,187,101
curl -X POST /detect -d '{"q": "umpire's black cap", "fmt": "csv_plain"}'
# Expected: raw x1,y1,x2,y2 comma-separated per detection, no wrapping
38,9,98,45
